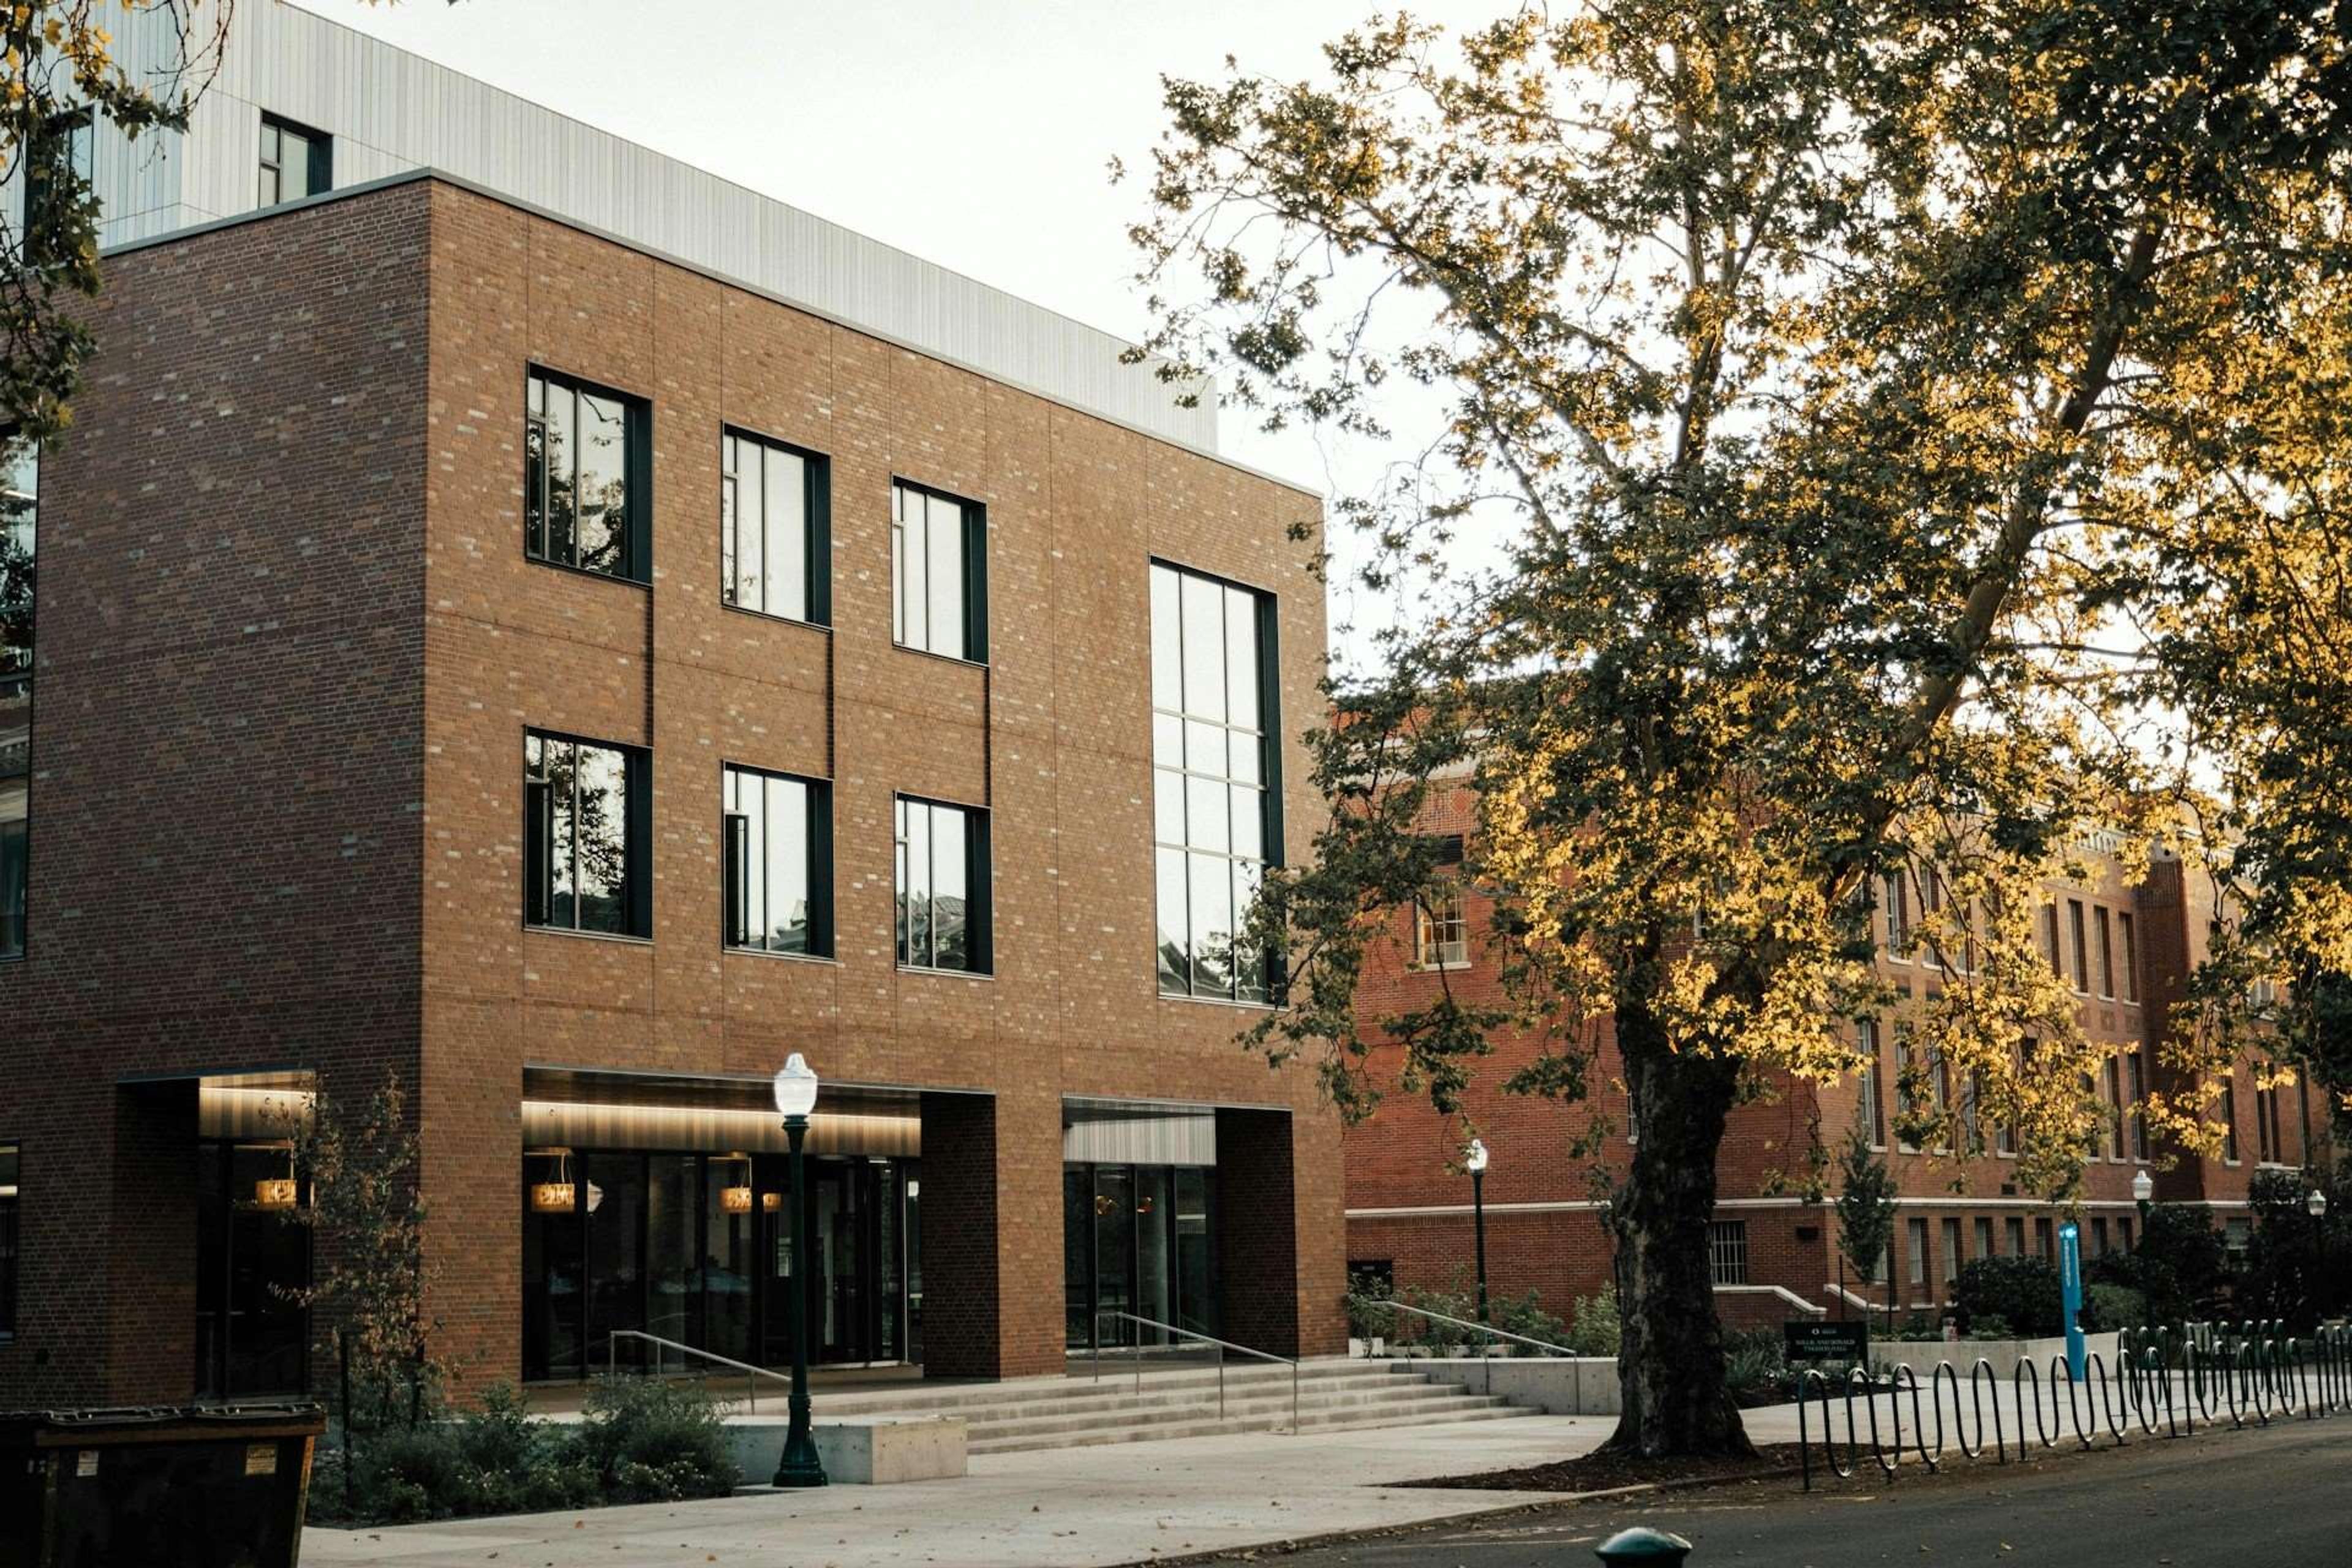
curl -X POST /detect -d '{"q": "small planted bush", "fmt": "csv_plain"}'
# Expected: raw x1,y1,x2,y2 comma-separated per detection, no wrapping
310,1378,733,1527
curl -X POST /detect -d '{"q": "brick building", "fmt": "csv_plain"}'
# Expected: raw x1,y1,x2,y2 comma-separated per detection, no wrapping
1346,775,2334,1332
0,7,1341,1408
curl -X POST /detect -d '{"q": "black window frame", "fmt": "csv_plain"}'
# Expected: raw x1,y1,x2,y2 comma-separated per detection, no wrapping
257,112,332,207
889,478,987,663
1149,559,1284,1004
720,428,831,627
21,108,91,271
524,366,653,585
1,437,32,965
892,794,992,975
721,762,835,959
523,728,653,940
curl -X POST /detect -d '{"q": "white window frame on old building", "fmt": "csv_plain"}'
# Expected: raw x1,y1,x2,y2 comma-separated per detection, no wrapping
1707,1219,1749,1286
1856,1019,1885,1150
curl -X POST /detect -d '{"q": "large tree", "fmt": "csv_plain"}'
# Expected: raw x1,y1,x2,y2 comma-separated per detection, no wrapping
1129,1,2352,1455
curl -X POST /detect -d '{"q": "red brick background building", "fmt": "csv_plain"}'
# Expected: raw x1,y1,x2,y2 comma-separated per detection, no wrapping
1346,775,2334,1332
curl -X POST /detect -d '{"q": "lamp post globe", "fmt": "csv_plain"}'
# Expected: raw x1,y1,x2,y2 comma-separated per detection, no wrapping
1464,1139,1491,1327
2132,1169,2154,1226
771,1052,826,1488
2309,1188,2328,1221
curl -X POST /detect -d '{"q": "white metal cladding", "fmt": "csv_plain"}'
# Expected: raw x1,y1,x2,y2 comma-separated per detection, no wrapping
1061,1098,1218,1167
85,0,1218,450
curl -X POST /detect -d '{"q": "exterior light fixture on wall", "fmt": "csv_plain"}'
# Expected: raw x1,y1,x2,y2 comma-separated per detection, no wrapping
531,1149,576,1213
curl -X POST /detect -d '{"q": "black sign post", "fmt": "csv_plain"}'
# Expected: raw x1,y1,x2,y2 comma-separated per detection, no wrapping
1785,1319,1869,1364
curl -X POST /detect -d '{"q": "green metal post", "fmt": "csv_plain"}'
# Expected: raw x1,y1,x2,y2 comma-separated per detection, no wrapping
772,1114,827,1488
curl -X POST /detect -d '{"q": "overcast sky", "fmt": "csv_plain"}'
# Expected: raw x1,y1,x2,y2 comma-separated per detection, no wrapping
298,0,1500,668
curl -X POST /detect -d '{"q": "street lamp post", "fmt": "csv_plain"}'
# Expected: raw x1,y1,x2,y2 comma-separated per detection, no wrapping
771,1053,827,1489
2309,1187,2329,1325
1465,1138,1491,1327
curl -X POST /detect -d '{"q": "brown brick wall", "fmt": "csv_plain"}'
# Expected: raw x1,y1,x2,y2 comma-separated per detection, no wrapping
0,186,433,1406
1,175,1345,1404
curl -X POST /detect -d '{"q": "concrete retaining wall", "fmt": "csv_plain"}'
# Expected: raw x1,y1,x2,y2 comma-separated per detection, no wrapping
1398,1357,1621,1415
722,1415,968,1486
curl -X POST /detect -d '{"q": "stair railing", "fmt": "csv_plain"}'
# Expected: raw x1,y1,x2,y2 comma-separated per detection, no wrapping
1377,1300,1575,1396
605,1329,791,1412
1088,1310,1300,1432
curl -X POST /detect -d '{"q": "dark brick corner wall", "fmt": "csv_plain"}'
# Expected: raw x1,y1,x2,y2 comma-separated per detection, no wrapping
918,1092,1003,1378
1215,1106,1303,1357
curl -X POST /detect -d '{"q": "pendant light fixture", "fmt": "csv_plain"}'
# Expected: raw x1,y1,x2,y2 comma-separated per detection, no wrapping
530,1148,576,1213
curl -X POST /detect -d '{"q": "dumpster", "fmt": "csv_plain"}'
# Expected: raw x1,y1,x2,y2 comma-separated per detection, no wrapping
0,1403,325,1568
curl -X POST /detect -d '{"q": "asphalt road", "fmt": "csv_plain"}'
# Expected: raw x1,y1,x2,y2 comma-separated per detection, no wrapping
1215,1415,2352,1567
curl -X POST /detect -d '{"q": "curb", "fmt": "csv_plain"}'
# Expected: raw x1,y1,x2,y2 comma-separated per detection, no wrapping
1107,1464,1809,1567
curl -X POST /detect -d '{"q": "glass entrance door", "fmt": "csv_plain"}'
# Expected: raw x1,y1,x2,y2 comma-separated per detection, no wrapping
755,1155,908,1369
1064,1162,1218,1352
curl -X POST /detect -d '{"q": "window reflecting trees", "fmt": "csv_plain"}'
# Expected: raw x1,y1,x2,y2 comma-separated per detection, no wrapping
1150,563,1276,1000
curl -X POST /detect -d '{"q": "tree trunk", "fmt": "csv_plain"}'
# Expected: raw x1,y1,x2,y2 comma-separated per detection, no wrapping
1603,1005,1754,1457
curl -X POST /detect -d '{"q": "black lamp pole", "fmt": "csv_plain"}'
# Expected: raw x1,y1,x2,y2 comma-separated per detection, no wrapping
1471,1166,1490,1327
773,1107,826,1488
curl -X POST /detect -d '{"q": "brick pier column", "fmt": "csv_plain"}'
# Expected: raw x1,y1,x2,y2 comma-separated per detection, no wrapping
919,1089,1064,1379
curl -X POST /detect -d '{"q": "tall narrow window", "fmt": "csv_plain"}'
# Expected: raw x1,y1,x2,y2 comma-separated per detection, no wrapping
1,444,34,961
2068,900,2089,992
2118,913,2138,1003
22,110,91,269
2219,1079,2240,1163
2035,1216,2054,1262
0,1142,17,1340
524,731,650,938
2005,1216,2026,1257
1907,1218,1929,1287
895,796,990,973
2095,907,2115,998
1880,873,1909,959
2043,902,2063,976
720,431,828,624
2128,1052,2149,1161
721,765,831,957
890,480,986,661
1412,836,1468,968
2104,1057,2124,1160
1941,1218,1962,1283
526,369,649,582
257,114,331,207
1856,1019,1885,1148
1151,562,1280,1002
1973,1216,1994,1261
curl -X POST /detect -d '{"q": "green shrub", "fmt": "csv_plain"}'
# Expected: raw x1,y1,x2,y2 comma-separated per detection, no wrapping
1723,1326,1790,1407
2085,1282,2147,1332
1495,1289,1568,1350
1566,1288,1621,1357
1344,1268,1397,1344
1955,1256,2064,1337
1966,1313,2015,1340
577,1376,737,1502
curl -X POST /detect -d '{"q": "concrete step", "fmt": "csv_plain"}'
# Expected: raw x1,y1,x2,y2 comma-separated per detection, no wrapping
807,1362,1401,1422
962,1384,1503,1442
970,1399,1540,1455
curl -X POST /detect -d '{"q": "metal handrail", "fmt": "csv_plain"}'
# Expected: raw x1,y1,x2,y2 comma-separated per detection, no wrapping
606,1329,788,1412
1088,1311,1300,1432
1373,1299,1574,1396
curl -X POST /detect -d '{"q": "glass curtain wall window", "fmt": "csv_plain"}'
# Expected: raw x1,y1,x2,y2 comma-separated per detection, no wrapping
889,480,986,661
22,110,91,269
1,445,32,960
257,115,331,206
722,764,832,957
525,732,650,938
895,796,990,973
1151,562,1280,1001
526,369,649,582
721,430,829,624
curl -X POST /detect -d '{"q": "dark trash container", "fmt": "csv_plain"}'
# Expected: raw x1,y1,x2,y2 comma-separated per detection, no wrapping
0,1403,325,1568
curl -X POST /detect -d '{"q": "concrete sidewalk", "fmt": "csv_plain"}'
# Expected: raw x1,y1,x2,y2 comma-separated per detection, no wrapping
301,1414,1613,1568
